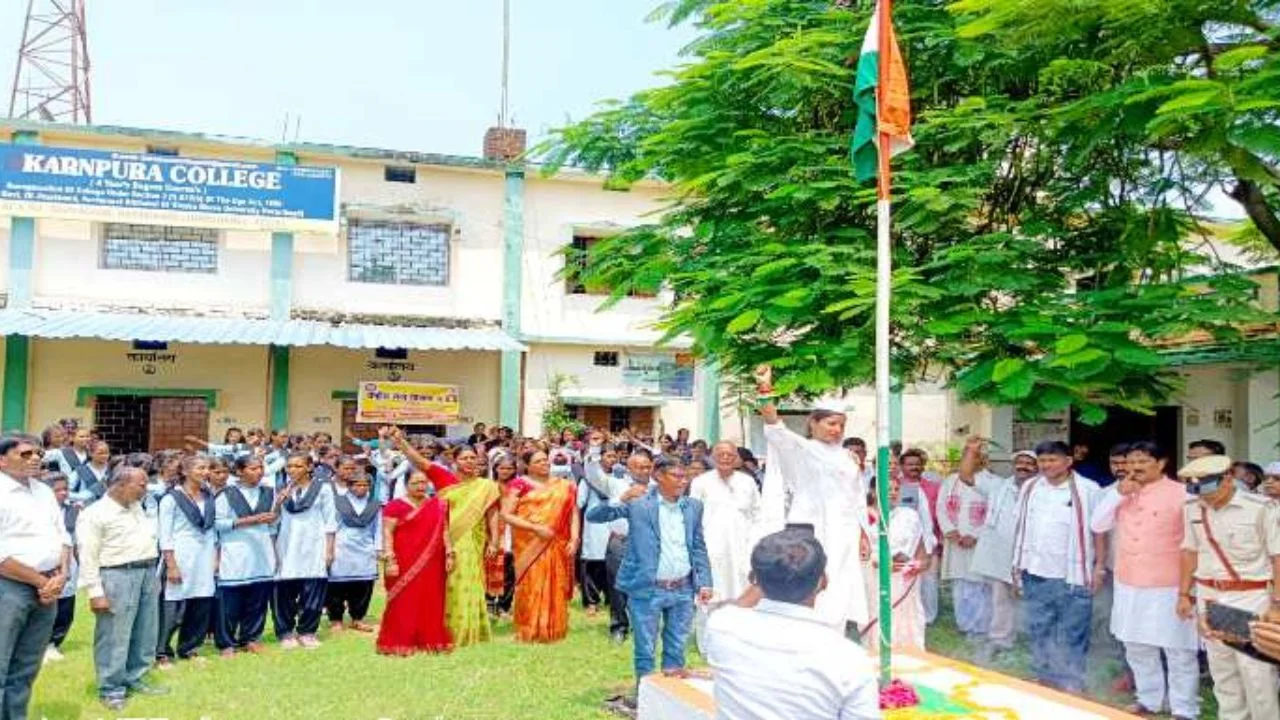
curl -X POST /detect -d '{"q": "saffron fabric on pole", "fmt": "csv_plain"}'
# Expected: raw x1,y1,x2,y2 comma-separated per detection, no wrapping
852,0,915,186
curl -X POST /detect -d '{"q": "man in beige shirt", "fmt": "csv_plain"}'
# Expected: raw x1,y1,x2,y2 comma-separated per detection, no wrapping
76,466,168,711
1177,455,1280,720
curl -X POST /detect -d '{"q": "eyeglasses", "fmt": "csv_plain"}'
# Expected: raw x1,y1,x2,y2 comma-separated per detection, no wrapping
18,450,35,459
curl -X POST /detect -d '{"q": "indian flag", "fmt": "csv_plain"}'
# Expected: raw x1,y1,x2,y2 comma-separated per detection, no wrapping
852,0,914,185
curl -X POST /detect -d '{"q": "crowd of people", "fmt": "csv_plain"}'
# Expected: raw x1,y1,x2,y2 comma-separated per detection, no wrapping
3,398,1280,719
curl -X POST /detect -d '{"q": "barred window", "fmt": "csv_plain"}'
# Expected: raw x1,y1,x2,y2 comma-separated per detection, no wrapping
100,223,218,273
348,221,450,286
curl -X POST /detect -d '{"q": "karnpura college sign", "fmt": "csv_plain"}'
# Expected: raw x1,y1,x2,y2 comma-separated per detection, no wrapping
0,145,339,234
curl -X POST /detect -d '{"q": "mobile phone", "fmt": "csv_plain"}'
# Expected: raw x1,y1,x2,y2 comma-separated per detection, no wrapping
1206,600,1258,642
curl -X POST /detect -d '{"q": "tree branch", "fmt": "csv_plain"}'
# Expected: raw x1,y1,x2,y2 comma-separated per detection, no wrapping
1229,178,1280,254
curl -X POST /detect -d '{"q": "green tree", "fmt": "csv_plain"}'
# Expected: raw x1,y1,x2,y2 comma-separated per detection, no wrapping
540,0,1278,421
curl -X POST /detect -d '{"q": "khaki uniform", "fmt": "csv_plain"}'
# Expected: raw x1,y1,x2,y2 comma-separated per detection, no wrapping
1182,489,1280,720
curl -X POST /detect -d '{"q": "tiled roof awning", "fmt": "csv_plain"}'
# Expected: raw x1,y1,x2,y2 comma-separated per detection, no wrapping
0,309,525,352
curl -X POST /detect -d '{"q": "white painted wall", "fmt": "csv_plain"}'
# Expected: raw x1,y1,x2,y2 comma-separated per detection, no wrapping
1246,369,1280,462
32,218,272,311
519,176,673,342
291,162,504,321
1177,365,1251,458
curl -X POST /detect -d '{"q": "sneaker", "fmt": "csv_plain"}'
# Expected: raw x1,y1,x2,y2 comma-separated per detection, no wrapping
279,636,300,650
42,645,64,664
299,634,322,650
128,682,171,697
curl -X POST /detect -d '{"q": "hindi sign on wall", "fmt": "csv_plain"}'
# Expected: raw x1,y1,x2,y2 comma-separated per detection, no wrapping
0,145,339,233
356,381,461,425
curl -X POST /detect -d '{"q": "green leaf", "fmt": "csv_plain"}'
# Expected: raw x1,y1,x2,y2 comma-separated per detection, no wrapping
1155,89,1222,115
1114,346,1164,366
992,358,1026,382
1077,405,1108,426
1214,45,1268,72
1054,334,1089,355
1048,348,1110,368
725,309,762,334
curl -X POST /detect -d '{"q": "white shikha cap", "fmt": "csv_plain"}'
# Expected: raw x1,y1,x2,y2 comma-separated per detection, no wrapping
1265,461,1280,477
812,398,851,414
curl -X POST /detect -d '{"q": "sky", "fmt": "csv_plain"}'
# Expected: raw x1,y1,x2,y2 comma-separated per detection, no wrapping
0,0,694,157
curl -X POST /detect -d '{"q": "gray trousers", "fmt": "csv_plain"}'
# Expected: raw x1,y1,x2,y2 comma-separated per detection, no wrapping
93,566,160,700
0,576,56,720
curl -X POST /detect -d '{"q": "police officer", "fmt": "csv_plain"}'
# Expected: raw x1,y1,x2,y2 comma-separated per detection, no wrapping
1176,454,1280,720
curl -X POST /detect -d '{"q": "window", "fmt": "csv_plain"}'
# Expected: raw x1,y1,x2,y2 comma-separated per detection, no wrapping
609,407,631,433
145,145,179,156
101,223,218,273
384,166,416,183
347,220,450,286
375,347,409,360
565,234,659,297
593,351,619,367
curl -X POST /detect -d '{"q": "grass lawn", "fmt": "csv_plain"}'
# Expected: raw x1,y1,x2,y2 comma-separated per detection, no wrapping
33,592,638,720
33,587,1223,719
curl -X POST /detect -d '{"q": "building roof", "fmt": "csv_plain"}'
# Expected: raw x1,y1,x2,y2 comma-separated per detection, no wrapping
0,308,525,352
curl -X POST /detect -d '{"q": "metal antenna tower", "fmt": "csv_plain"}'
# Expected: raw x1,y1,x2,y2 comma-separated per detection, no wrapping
7,0,92,123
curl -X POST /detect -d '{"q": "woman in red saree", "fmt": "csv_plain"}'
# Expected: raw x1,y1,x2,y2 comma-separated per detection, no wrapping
376,470,454,655
499,450,579,643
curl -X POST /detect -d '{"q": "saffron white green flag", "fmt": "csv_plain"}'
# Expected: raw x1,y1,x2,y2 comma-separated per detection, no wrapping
852,1,914,184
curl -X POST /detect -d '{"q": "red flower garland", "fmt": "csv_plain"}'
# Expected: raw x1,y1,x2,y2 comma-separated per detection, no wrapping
880,679,921,709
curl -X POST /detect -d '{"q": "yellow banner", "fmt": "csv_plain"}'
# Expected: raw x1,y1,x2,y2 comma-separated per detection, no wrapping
355,381,461,424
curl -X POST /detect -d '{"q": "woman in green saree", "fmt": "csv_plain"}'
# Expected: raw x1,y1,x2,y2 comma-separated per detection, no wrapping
437,446,502,646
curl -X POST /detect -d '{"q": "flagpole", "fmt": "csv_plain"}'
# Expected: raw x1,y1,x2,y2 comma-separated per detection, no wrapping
874,0,895,690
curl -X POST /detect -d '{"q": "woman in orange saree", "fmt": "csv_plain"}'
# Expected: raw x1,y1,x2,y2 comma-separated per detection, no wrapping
376,470,454,656
499,450,580,643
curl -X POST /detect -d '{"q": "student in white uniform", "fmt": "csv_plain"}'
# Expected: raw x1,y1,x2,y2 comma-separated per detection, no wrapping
69,440,111,506
215,456,279,654
273,454,337,650
156,455,218,667
44,473,79,664
325,472,380,633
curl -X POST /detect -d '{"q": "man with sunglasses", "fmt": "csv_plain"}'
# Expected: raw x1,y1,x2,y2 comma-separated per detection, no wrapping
0,434,71,720
1177,454,1280,720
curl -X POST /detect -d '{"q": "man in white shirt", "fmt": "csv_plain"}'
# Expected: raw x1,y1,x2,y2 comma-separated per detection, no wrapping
705,530,879,720
0,434,70,720
1010,440,1107,693
77,466,167,711
689,442,760,654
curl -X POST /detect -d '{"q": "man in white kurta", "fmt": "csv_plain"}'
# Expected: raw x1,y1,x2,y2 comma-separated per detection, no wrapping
690,442,760,602
759,401,869,630
938,468,993,641
960,444,1038,653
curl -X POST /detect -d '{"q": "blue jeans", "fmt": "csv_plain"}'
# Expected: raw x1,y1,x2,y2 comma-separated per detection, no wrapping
93,565,160,700
628,581,695,680
1021,571,1092,692
0,576,56,720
